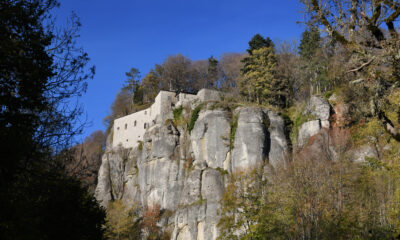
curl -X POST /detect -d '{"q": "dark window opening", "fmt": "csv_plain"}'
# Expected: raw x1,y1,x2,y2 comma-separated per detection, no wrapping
134,120,137,127
125,123,127,129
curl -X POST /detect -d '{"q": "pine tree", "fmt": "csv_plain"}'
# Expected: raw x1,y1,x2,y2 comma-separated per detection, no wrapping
124,67,142,104
298,27,321,61
207,56,218,88
246,34,274,55
241,45,287,107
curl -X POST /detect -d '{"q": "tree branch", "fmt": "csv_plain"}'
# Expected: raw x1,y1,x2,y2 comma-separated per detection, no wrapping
346,57,375,73
310,0,350,46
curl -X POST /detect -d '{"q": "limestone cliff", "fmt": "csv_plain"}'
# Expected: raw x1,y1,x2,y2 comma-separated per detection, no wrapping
95,102,288,240
95,96,376,239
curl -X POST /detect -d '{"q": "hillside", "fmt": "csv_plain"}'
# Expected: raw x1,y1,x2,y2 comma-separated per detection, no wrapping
95,93,390,239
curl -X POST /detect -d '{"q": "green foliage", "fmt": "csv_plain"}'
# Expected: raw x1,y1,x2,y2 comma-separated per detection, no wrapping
208,101,239,112
207,56,219,88
216,167,229,176
298,27,321,61
351,118,386,146
240,45,287,107
286,104,315,144
323,90,334,100
103,200,140,240
124,67,142,104
218,167,292,240
188,105,203,133
230,114,239,149
218,154,400,239
137,141,143,151
172,106,184,126
246,34,274,55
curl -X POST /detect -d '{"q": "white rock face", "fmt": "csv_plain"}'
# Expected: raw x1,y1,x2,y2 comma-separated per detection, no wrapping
95,105,289,240
298,96,333,148
352,145,378,163
268,111,289,168
94,154,112,208
232,108,267,171
190,110,230,169
306,96,331,122
298,120,322,148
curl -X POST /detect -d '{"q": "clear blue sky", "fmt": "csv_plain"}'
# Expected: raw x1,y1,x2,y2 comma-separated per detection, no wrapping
55,0,305,141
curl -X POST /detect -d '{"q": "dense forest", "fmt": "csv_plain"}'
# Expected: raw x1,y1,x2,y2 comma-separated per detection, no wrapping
1,0,400,239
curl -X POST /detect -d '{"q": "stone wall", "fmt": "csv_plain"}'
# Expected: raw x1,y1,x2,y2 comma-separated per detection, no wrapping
112,90,177,148
176,93,197,107
112,90,210,149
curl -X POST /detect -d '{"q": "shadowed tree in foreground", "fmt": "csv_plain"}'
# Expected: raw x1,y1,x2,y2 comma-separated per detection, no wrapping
0,0,105,239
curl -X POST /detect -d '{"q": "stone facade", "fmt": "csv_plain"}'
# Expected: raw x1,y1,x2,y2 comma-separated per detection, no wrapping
113,91,177,149
112,89,220,149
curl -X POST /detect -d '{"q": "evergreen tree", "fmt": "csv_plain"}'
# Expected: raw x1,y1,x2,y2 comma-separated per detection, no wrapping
298,27,331,95
241,39,287,107
298,27,321,61
247,34,274,55
124,67,142,104
207,56,218,88
141,71,160,102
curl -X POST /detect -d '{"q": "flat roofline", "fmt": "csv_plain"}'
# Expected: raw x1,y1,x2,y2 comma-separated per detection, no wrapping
158,90,176,93
159,89,197,95
114,107,150,121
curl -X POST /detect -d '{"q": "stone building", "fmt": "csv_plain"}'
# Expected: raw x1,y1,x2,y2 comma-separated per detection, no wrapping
112,89,220,149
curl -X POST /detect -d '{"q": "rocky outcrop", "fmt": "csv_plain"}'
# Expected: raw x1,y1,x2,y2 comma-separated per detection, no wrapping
298,120,322,148
232,108,267,170
190,109,230,169
305,96,331,127
298,96,332,148
267,111,289,167
351,145,379,163
95,104,288,239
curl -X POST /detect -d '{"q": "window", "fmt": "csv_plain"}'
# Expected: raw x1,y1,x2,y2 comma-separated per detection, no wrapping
126,139,128,142
144,123,146,129
117,127,120,130
134,120,137,127
125,123,127,129
145,111,147,115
